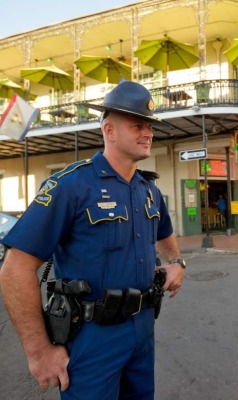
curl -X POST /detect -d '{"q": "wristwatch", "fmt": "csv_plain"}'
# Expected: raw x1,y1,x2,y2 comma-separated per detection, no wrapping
169,258,186,269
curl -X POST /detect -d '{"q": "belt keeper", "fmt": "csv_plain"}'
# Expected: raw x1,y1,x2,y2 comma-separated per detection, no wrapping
82,301,95,322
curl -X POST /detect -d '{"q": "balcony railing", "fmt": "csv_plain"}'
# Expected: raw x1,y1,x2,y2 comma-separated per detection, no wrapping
31,79,238,129
151,79,238,111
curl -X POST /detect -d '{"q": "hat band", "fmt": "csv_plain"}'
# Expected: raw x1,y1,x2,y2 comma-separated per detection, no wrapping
103,102,153,117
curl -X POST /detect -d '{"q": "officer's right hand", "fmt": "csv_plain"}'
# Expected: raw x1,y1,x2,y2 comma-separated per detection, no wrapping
28,343,70,392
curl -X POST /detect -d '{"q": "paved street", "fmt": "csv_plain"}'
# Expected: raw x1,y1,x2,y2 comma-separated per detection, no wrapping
155,252,238,400
0,253,238,400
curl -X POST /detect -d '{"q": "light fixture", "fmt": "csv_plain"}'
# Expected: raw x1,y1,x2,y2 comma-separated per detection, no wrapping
211,124,221,134
105,44,112,52
118,39,126,62
47,57,52,63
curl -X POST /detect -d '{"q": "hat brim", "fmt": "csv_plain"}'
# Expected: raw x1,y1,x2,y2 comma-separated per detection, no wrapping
82,102,163,126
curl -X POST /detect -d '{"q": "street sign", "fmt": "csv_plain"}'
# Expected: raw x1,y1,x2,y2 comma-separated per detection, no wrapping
179,148,207,161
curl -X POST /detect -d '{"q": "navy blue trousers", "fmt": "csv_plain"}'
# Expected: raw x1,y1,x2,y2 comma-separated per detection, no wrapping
61,311,155,400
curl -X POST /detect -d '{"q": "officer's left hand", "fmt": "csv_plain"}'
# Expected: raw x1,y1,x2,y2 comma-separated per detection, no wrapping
155,263,184,298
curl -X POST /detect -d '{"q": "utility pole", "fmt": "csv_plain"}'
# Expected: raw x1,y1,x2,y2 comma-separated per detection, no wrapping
201,115,214,248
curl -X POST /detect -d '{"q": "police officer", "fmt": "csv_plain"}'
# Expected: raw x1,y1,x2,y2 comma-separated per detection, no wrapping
0,81,185,400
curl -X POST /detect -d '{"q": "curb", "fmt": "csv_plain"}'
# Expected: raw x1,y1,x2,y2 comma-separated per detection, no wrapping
180,247,238,255
205,248,238,255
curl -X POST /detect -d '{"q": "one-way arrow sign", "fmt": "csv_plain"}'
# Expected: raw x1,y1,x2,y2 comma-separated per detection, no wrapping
179,148,207,161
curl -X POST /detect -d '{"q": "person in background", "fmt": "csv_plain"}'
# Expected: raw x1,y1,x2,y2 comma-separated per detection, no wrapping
217,193,227,227
0,81,185,400
223,192,228,228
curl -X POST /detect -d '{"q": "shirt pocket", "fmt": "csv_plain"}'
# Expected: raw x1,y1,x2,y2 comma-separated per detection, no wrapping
86,204,128,250
145,203,161,244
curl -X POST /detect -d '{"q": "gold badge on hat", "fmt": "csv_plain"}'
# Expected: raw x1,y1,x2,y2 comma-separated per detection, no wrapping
148,99,154,111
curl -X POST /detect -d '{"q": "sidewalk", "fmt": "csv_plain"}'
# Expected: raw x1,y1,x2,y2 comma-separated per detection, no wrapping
176,232,238,254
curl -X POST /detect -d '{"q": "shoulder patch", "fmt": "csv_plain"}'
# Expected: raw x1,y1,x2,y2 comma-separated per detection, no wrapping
34,179,57,206
54,159,92,179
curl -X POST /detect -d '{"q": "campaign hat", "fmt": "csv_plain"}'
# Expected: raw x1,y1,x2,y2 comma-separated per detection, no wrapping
82,80,161,125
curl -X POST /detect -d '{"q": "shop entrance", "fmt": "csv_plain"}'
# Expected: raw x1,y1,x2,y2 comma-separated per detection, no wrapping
200,180,229,233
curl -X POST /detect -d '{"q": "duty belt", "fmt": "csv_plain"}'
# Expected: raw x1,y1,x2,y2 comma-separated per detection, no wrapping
44,270,166,344
81,287,160,325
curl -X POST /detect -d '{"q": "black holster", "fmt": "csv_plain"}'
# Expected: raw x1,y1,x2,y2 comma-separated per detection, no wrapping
43,278,91,344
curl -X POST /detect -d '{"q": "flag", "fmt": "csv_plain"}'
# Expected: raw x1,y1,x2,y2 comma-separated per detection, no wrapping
0,94,39,141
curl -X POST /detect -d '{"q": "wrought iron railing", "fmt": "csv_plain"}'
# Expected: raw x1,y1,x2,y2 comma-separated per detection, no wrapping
32,79,238,129
151,79,238,111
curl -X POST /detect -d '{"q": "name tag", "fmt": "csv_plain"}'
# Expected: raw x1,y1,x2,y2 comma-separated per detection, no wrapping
97,202,117,209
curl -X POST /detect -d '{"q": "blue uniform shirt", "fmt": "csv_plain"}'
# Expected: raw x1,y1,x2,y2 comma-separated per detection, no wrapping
3,151,173,299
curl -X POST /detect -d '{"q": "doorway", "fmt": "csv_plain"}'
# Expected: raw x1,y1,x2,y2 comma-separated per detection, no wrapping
200,180,229,233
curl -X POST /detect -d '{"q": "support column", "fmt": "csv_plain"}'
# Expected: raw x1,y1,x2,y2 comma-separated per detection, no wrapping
75,131,79,162
169,143,178,235
73,25,84,101
201,114,214,248
24,139,29,209
194,0,208,80
22,37,33,97
21,39,32,209
130,8,140,82
225,146,234,235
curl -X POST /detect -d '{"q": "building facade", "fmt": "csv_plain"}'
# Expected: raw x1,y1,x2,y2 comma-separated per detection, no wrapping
0,0,238,236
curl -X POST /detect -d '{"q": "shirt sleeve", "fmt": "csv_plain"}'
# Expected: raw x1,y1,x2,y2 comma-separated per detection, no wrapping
2,177,76,261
